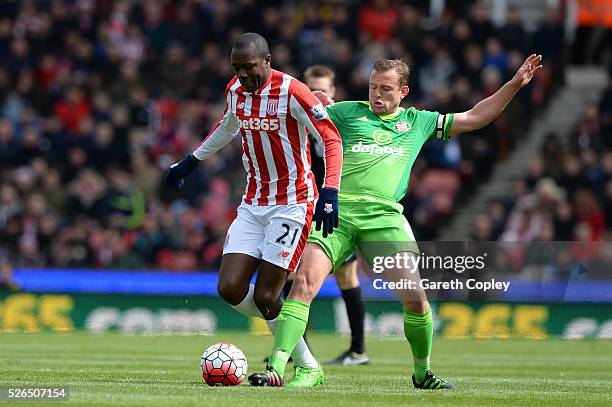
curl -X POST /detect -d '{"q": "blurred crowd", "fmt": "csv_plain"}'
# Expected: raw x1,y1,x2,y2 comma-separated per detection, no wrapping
0,0,568,270
473,75,612,250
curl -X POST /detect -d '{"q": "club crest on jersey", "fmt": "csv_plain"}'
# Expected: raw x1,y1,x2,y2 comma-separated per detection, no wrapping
311,103,328,121
266,99,279,115
372,130,393,145
395,120,410,132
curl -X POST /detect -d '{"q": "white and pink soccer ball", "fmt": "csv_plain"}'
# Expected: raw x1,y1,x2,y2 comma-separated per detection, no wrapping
200,343,248,386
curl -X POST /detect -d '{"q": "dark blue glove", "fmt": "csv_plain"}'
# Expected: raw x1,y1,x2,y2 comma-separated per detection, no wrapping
164,154,199,190
313,187,339,238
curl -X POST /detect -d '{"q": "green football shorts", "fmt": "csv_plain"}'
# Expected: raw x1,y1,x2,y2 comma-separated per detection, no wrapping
308,199,419,271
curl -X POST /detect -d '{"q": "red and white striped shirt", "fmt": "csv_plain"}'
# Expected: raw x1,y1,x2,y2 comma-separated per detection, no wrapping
193,70,342,206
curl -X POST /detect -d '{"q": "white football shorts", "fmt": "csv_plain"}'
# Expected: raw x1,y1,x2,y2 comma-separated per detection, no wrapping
223,201,315,272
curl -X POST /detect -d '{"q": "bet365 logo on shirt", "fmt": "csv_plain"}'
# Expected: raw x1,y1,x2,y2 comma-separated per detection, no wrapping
351,130,405,156
238,117,280,131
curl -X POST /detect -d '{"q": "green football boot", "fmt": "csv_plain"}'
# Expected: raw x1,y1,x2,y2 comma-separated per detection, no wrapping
286,366,324,388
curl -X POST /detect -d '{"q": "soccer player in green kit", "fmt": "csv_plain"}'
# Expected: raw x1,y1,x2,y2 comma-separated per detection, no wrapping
249,54,543,389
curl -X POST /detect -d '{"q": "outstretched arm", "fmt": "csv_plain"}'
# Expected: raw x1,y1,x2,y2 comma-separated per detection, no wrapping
450,54,542,137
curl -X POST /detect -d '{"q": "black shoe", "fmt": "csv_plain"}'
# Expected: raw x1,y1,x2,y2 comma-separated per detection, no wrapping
412,371,456,390
248,365,283,387
323,350,369,366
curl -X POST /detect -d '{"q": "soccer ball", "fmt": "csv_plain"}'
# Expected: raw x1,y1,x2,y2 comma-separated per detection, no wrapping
200,342,248,386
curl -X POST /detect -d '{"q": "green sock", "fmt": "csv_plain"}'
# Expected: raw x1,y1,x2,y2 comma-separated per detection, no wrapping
269,299,310,377
403,308,433,383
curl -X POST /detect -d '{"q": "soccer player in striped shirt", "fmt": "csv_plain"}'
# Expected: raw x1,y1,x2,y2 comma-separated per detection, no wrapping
164,33,343,378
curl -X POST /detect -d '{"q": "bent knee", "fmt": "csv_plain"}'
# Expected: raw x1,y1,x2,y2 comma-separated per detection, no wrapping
253,289,279,310
217,279,248,306
290,273,318,303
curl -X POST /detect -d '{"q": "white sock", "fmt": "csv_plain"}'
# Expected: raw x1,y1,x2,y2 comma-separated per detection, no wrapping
230,284,260,318
266,318,319,369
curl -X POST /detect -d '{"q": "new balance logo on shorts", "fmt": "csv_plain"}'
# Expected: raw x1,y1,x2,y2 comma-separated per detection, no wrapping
278,250,291,258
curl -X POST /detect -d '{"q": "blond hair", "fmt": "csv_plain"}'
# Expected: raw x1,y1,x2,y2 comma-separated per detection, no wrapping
372,59,411,86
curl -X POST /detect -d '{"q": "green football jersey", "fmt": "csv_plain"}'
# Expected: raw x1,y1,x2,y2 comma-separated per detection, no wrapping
326,101,453,204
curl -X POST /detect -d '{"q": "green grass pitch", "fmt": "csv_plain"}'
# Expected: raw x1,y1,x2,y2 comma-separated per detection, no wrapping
1,332,611,406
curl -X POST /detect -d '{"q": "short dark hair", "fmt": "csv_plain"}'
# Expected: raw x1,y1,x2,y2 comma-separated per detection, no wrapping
232,32,270,58
372,59,411,87
303,65,336,85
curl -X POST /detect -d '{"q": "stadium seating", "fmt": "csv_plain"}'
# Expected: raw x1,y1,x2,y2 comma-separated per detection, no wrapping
0,1,599,271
